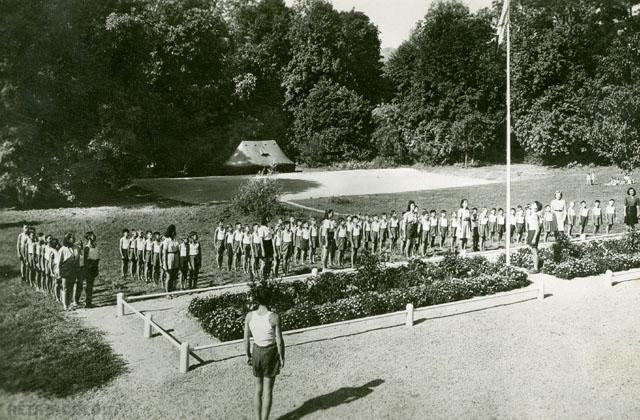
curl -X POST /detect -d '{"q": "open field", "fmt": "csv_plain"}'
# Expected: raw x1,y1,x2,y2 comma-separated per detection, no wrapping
134,164,636,205
133,167,501,203
295,166,639,222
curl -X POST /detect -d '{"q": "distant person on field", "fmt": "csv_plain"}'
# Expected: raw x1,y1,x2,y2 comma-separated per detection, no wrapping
188,231,201,289
178,236,189,289
59,233,77,310
579,201,589,236
129,230,138,280
320,210,336,270
624,187,640,232
162,224,179,295
214,221,226,269
591,200,602,235
542,205,553,243
456,199,472,252
526,201,542,274
244,285,285,420
119,229,130,282
567,201,576,237
606,199,616,234
16,223,29,282
403,201,419,256
550,190,567,239
259,217,274,278
83,231,100,308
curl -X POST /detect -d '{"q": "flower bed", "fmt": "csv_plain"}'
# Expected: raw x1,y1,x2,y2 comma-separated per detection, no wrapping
189,254,530,341
502,232,640,279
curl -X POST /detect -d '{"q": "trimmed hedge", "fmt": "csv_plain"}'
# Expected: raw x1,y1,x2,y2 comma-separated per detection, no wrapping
503,232,640,279
189,253,530,341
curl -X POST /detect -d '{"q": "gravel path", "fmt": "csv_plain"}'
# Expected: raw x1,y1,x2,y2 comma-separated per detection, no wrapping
3,271,639,419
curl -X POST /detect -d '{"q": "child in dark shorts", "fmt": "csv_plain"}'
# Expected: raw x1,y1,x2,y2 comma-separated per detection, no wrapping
579,201,589,235
309,218,319,264
471,208,479,252
244,285,285,420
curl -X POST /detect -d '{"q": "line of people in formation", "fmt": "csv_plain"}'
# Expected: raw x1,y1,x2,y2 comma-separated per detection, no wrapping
207,193,623,275
118,224,202,295
15,190,632,307
16,225,100,310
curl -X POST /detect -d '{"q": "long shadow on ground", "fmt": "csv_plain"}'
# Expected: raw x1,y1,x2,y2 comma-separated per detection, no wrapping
277,379,384,420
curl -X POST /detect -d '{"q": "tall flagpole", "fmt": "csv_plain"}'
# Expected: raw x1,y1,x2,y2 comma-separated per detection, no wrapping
505,5,512,265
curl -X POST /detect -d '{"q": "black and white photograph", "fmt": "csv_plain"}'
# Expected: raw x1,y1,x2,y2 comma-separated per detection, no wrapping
2,0,640,418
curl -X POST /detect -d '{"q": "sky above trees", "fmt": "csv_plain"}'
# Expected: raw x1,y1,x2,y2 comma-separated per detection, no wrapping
285,0,493,48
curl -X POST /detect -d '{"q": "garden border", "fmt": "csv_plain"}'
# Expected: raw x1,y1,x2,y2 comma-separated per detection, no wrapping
115,282,545,373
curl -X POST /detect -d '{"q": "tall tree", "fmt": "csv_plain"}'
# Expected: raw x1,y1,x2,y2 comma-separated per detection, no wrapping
283,0,383,107
0,0,129,205
291,80,373,165
511,0,636,164
283,0,383,161
379,0,504,165
225,0,293,147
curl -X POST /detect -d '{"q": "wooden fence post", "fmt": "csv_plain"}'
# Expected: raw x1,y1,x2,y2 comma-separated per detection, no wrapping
143,314,153,338
179,342,190,373
537,282,545,300
605,270,613,287
405,303,414,327
116,292,124,317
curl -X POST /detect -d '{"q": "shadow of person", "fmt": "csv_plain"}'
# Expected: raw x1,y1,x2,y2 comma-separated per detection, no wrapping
277,379,384,420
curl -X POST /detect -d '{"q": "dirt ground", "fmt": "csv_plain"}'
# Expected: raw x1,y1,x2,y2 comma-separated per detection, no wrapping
133,165,542,204
3,269,639,419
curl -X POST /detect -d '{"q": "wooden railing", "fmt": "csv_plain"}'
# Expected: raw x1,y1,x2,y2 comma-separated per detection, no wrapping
116,293,191,373
604,268,640,287
116,282,545,373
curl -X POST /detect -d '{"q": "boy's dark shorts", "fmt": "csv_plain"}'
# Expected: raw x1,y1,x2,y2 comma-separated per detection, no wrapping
252,343,280,378
527,230,540,248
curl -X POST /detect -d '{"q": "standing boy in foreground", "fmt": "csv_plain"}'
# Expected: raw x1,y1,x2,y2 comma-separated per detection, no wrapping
244,285,285,420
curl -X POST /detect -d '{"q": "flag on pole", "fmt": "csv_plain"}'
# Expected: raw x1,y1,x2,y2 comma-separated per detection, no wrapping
496,0,510,45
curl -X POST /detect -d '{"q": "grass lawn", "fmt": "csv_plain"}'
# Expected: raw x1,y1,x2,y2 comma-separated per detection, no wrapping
295,166,637,239
0,272,127,397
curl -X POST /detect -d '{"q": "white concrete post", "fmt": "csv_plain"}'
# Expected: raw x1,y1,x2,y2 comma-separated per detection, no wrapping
405,303,414,327
605,270,613,287
143,314,154,338
179,342,190,373
311,268,318,276
537,282,545,300
116,292,124,317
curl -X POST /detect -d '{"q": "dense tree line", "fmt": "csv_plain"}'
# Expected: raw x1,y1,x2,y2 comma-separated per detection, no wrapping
1,0,639,207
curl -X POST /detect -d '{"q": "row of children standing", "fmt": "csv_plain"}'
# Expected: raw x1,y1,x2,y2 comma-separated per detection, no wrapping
118,226,202,294
213,213,411,275
209,198,622,275
114,194,626,289
16,224,100,310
